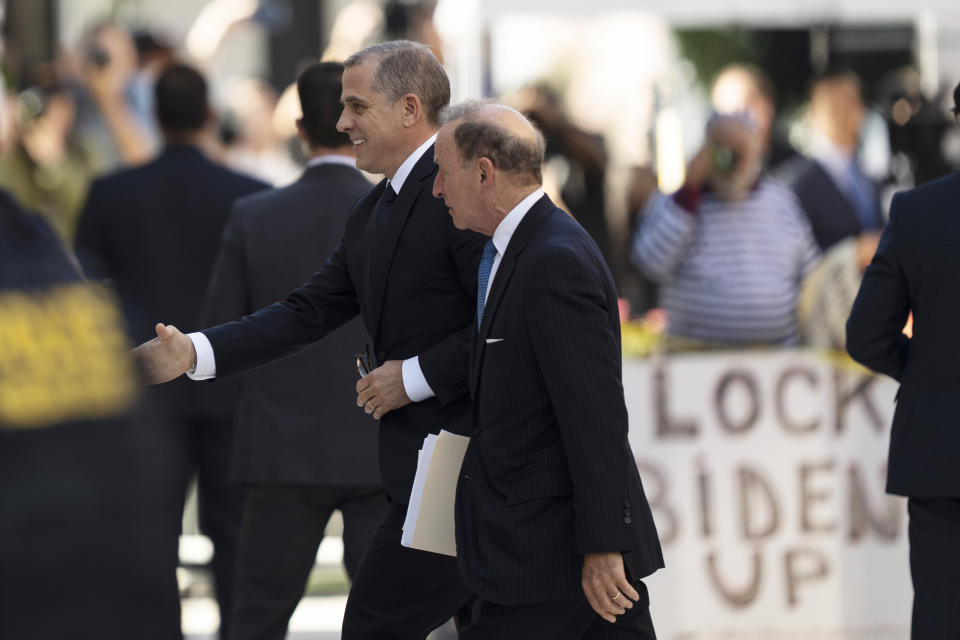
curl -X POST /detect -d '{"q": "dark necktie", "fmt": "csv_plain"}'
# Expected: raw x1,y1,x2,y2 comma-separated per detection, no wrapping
476,239,497,331
378,184,397,228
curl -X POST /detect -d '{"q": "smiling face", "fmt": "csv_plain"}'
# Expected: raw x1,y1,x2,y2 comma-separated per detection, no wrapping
432,123,485,233
337,59,408,177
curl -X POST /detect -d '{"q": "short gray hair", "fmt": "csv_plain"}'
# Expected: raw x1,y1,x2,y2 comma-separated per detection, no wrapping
345,41,450,125
439,100,546,186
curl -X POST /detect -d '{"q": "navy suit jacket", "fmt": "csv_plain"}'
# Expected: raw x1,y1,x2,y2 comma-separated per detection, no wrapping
779,156,882,250
75,145,269,421
847,172,960,498
201,145,487,502
202,163,380,486
455,194,664,605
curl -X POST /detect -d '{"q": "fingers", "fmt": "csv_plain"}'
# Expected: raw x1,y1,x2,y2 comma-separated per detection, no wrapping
356,385,374,408
615,576,641,604
582,579,622,623
581,552,640,624
156,323,181,341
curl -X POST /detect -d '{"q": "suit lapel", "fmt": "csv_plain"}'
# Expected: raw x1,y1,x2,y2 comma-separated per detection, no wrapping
369,146,438,339
470,195,555,398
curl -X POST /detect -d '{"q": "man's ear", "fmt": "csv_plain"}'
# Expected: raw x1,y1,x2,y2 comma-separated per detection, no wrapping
400,93,423,128
478,157,494,185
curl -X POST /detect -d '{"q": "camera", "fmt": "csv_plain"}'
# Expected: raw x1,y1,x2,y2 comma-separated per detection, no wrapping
711,145,739,175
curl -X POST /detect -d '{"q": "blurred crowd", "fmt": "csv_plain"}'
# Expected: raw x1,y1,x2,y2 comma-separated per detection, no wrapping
2,11,957,360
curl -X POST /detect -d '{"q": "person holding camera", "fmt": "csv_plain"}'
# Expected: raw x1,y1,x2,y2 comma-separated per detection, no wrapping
632,113,820,348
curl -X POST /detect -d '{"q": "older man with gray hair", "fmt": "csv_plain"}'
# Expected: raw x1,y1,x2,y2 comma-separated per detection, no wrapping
432,101,663,638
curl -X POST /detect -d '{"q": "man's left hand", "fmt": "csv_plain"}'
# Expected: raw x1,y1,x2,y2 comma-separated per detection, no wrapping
356,360,411,419
581,552,640,623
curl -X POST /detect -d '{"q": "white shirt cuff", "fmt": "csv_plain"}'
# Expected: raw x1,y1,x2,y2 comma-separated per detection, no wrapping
402,356,435,402
186,332,217,380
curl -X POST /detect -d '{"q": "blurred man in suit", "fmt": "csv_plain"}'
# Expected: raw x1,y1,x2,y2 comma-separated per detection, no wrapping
780,70,883,250
0,188,181,640
203,61,386,640
846,82,960,639
75,62,269,639
131,41,485,639
432,101,663,638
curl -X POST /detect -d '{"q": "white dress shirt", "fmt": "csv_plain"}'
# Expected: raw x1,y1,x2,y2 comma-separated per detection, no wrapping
484,188,545,305
305,154,357,169
188,135,441,403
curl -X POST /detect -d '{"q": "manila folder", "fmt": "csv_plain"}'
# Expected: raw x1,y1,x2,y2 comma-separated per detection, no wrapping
404,430,470,556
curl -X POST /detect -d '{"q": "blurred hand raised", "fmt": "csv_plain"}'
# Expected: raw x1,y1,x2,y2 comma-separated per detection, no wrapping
133,323,196,385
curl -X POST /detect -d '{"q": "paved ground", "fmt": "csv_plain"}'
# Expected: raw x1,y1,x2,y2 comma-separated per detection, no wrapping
182,595,458,639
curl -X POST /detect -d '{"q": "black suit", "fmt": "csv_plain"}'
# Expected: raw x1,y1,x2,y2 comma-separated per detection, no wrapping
200,145,485,638
75,145,269,639
202,161,387,639
846,172,960,639
0,190,179,639
456,195,663,638
779,156,882,250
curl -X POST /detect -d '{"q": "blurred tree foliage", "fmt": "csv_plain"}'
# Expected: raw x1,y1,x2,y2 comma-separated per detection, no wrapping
674,28,763,88
674,28,813,109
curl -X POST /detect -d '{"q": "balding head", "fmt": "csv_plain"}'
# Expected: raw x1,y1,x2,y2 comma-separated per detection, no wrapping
439,101,546,186
433,101,546,236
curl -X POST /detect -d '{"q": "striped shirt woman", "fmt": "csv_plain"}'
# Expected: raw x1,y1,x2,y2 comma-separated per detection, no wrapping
632,180,820,346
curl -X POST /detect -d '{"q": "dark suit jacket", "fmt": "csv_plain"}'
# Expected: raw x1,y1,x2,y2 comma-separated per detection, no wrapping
75,145,269,421
200,145,486,502
846,172,960,498
202,162,381,486
779,156,882,250
455,195,664,605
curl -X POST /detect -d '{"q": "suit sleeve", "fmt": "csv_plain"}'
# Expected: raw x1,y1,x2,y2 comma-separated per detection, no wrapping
201,237,361,380
74,180,113,280
417,225,485,404
846,194,911,381
202,204,251,327
525,247,638,554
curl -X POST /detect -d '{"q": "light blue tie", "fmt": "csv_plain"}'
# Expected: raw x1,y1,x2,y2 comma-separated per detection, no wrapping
476,239,497,331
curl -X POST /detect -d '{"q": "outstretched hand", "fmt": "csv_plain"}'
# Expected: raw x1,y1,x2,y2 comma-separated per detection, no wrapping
356,360,411,419
133,323,196,385
582,552,640,623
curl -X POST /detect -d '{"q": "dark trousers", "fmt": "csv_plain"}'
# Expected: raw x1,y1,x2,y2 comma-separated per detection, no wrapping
230,484,387,640
168,414,244,640
459,582,655,640
908,497,960,639
341,501,475,639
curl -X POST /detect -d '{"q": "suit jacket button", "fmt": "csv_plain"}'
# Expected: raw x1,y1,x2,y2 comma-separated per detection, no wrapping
376,350,387,361
623,500,631,508
624,509,631,517
623,516,632,524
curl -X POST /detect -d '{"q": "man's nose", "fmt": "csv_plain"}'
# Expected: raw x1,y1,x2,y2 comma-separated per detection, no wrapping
336,111,350,133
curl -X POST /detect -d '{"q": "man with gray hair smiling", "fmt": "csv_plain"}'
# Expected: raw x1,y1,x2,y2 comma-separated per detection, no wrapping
432,101,663,638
